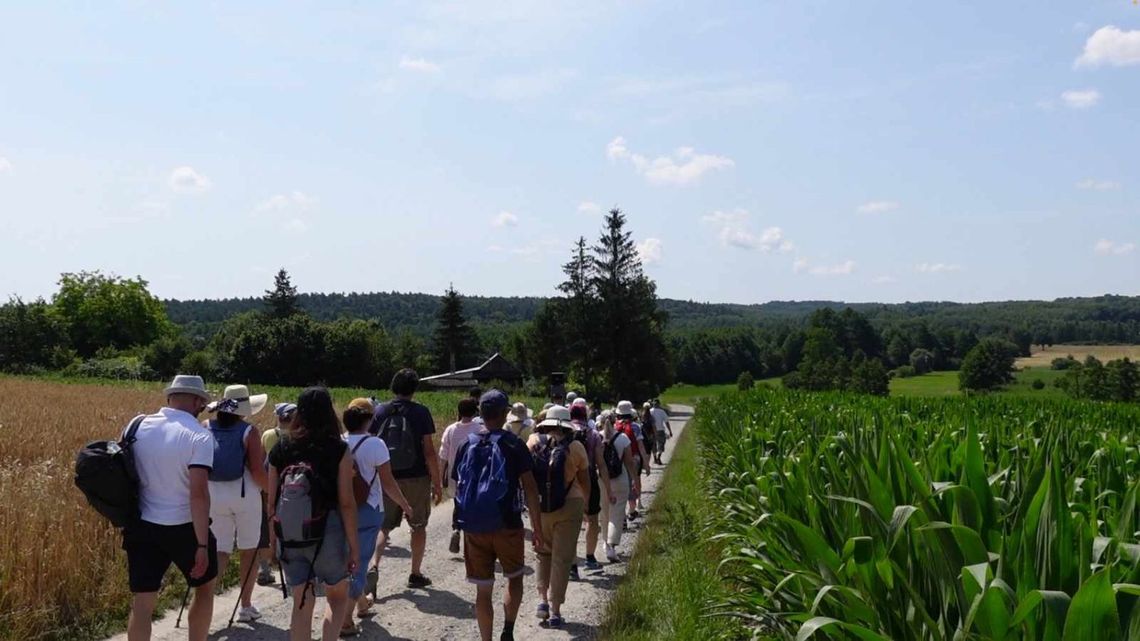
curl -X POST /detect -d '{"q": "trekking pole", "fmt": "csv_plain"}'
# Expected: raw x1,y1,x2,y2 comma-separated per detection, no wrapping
174,583,191,628
228,554,260,627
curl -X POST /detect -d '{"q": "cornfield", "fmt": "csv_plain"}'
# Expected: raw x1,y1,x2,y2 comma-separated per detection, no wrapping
697,388,1140,640
0,376,541,641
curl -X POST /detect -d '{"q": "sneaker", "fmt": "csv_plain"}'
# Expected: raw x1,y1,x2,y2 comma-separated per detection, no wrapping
547,615,565,628
536,602,550,620
569,564,580,581
500,630,515,641
407,573,433,589
449,529,461,554
605,545,619,563
237,605,262,622
583,558,603,571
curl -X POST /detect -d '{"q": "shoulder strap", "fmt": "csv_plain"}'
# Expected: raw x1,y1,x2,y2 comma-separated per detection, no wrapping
351,436,378,488
122,414,147,444
351,435,374,455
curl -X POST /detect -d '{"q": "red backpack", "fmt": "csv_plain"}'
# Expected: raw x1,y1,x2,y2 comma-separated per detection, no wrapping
615,418,640,458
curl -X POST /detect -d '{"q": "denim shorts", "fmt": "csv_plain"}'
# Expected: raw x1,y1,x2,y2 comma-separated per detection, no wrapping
279,510,349,588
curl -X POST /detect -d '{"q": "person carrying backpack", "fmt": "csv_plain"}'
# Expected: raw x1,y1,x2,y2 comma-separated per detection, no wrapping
367,368,443,589
452,389,546,641
526,405,589,628
569,403,603,573
267,387,360,641
256,402,297,586
203,385,270,624
440,398,484,555
597,411,637,563
121,375,218,641
341,398,412,635
613,401,644,520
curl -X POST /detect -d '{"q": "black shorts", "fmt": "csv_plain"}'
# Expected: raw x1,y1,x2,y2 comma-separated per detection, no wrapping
258,493,270,549
122,521,219,593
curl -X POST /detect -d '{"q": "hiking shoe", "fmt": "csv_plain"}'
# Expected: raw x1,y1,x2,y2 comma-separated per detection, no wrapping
449,529,461,554
237,605,262,622
605,545,619,563
583,558,603,571
547,615,565,628
569,564,580,581
256,566,274,586
536,602,550,620
500,631,515,641
407,573,433,589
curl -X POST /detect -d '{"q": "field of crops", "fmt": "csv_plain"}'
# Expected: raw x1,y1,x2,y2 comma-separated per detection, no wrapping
0,375,542,641
697,389,1140,640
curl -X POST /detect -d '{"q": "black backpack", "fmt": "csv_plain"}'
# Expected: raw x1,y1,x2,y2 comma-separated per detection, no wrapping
376,403,419,474
572,428,596,473
74,414,146,528
532,436,572,513
602,437,624,479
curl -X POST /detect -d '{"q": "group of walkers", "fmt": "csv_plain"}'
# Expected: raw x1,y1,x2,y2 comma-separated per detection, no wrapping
110,370,670,641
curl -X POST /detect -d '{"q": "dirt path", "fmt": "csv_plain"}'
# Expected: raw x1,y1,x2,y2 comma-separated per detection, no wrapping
109,406,692,641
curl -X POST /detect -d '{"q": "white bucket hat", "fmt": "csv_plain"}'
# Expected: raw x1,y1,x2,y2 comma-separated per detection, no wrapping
207,384,268,417
537,405,574,432
164,375,211,401
615,400,635,417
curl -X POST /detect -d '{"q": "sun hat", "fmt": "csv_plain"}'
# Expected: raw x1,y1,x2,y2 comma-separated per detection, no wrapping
615,400,635,417
510,402,531,421
347,397,375,413
537,405,574,433
164,375,211,401
274,402,297,420
565,391,578,404
207,385,268,417
571,397,588,408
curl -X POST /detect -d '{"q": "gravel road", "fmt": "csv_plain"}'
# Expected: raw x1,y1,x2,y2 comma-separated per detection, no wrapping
108,405,693,641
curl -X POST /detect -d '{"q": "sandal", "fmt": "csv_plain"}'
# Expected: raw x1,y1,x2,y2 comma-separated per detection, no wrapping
356,595,375,618
339,622,360,637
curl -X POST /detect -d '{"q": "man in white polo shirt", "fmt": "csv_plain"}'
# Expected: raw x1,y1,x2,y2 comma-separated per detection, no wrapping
122,375,218,641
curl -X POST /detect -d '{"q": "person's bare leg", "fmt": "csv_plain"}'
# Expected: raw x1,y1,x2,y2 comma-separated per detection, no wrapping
127,592,157,641
475,584,494,641
586,515,599,559
371,529,389,569
504,575,523,629
289,585,317,641
410,527,427,576
238,548,257,607
187,581,215,641
321,581,351,641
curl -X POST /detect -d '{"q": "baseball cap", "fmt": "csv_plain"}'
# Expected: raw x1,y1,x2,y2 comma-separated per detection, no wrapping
479,389,510,412
274,402,297,419
347,397,375,413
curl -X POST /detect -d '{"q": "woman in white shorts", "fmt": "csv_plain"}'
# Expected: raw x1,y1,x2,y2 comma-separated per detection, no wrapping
205,385,269,623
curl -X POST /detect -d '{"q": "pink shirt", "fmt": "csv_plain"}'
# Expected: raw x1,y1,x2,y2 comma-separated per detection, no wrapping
440,419,483,472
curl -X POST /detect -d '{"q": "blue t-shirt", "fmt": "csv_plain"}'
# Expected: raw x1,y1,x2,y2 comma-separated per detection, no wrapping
369,398,436,480
452,428,534,530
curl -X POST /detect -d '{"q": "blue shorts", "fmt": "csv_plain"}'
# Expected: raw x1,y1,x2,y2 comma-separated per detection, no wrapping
349,504,383,599
279,510,350,588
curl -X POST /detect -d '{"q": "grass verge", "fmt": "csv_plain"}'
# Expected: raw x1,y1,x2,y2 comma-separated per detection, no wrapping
599,422,746,641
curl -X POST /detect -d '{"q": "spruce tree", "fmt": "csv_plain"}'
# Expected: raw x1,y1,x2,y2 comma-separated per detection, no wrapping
264,268,301,319
432,285,477,373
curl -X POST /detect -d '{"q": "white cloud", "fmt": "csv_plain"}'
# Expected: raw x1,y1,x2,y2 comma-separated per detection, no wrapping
492,211,519,227
168,166,212,194
856,200,900,214
608,136,734,186
1075,26,1140,68
636,238,663,265
255,191,316,214
1061,89,1101,109
1076,178,1120,191
702,209,791,252
399,55,442,73
1094,239,1135,256
872,275,897,284
916,263,962,273
0,157,11,173
577,201,601,215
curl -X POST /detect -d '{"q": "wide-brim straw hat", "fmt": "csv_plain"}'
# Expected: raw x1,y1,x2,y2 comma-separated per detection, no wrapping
536,405,575,433
164,375,211,401
207,385,268,417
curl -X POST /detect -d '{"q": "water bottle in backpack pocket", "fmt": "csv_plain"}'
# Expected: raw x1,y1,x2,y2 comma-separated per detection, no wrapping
274,462,329,548
455,433,511,533
377,405,419,474
532,435,572,513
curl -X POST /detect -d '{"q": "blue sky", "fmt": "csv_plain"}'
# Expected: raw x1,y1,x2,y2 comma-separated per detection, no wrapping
0,1,1137,304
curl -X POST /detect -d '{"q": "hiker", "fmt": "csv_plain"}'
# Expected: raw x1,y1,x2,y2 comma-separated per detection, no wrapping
122,375,218,641
342,398,413,635
649,400,672,465
528,405,589,628
452,389,546,641
613,401,645,520
257,403,297,585
267,387,360,641
506,402,534,441
204,385,270,623
597,412,637,563
439,398,483,555
640,402,657,471
468,386,484,423
569,403,604,573
369,368,443,589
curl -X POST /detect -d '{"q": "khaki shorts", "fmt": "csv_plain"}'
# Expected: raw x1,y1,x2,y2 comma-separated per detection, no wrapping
464,528,526,586
383,476,432,531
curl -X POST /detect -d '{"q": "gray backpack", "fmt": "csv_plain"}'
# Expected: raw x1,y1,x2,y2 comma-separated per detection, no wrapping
273,462,329,548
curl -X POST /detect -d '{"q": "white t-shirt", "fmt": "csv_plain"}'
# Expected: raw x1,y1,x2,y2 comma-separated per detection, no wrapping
650,408,669,434
131,407,215,526
608,432,632,483
345,433,391,510
440,419,484,473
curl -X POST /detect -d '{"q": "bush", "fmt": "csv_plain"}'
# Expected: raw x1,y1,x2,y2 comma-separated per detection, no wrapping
1051,356,1080,371
737,371,755,391
958,338,1018,392
1032,378,1045,390
894,365,918,378
64,356,156,381
179,351,216,378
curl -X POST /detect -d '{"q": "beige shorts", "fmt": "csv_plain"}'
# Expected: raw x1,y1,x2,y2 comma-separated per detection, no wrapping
382,476,432,531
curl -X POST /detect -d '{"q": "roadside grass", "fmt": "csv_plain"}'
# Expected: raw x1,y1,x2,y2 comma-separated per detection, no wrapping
599,424,747,641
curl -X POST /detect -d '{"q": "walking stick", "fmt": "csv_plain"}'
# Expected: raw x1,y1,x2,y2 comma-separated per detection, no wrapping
228,554,260,627
174,583,191,628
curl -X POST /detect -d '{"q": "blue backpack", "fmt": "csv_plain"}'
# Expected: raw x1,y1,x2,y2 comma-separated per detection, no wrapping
208,420,250,489
455,432,512,533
